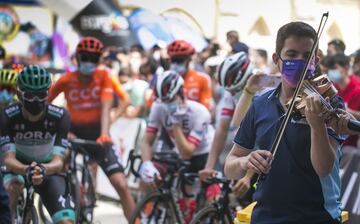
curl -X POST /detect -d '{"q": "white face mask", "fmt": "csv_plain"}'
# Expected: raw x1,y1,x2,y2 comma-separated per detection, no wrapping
166,99,179,114
170,63,187,76
328,69,342,83
79,62,96,76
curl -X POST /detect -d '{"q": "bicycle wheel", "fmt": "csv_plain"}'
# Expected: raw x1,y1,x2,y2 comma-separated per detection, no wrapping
129,191,180,224
69,173,81,223
22,206,39,224
80,167,96,223
190,204,231,224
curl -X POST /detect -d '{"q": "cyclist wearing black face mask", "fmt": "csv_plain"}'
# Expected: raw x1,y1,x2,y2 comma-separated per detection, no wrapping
0,65,75,223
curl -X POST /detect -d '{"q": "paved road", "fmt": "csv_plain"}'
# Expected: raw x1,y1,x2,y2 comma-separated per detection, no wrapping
93,200,127,223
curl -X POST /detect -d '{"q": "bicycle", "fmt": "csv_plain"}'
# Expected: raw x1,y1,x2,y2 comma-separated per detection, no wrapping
37,138,100,224
127,149,199,224
190,176,233,224
15,178,39,224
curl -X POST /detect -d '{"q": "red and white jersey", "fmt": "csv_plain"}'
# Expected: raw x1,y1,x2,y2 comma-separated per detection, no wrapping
146,100,213,156
218,91,238,121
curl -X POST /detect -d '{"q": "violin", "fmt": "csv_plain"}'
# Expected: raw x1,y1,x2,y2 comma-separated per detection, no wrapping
287,74,360,133
287,74,338,119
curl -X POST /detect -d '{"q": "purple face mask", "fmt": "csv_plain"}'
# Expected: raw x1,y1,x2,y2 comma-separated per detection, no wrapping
281,58,316,88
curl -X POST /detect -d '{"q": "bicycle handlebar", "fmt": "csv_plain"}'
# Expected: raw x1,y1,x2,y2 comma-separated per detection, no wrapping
205,176,231,185
68,138,102,155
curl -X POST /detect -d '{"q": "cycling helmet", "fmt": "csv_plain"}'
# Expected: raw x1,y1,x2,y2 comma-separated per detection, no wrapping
76,37,104,55
155,70,184,102
0,69,18,89
17,65,51,92
218,52,254,92
167,40,195,58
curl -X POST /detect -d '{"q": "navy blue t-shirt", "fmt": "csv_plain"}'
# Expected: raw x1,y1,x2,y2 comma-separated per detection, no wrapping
234,86,343,224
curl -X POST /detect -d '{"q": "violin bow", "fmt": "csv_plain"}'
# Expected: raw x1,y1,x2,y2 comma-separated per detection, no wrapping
257,12,329,183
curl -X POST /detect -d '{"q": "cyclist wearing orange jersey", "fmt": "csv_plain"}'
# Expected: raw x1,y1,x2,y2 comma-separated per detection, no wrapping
48,37,135,220
167,40,212,109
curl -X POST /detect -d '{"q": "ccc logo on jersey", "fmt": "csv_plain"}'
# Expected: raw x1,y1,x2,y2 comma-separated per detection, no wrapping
185,88,199,101
68,86,100,101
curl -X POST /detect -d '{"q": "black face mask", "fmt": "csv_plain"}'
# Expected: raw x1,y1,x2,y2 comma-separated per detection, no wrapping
22,99,46,115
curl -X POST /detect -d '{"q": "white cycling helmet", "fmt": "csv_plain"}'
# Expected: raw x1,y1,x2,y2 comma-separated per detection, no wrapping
218,52,254,92
155,70,184,102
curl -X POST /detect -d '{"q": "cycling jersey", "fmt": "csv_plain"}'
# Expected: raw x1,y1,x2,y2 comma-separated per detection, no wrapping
0,103,74,223
48,69,113,125
147,100,213,156
0,103,69,163
183,69,212,109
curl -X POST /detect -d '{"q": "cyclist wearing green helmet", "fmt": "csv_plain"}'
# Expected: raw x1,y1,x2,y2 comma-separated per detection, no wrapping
0,69,18,110
1,65,75,223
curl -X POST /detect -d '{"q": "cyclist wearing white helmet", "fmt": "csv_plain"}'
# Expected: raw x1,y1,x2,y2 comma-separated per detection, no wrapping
140,70,213,180
140,70,214,221
200,52,266,199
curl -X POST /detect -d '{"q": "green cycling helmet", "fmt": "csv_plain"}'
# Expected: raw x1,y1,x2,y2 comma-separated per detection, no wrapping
17,65,51,92
0,69,18,89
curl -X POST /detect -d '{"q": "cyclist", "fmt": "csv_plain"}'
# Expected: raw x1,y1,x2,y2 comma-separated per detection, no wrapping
0,69,18,110
48,37,135,220
0,65,74,223
199,52,264,201
139,70,214,222
167,40,212,110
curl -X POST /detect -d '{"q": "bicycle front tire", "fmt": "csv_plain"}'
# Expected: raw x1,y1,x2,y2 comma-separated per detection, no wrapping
23,205,39,224
190,204,232,224
129,191,181,224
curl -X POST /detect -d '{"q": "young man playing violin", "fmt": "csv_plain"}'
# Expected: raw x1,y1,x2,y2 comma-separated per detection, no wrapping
224,21,343,224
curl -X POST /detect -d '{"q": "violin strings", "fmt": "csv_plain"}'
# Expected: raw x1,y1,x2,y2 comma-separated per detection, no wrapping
303,83,334,111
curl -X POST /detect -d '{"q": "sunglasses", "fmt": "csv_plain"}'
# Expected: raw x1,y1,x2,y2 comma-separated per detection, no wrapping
79,54,100,63
171,57,188,64
18,89,48,102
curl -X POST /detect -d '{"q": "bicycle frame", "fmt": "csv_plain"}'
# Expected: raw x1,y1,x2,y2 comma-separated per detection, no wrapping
17,182,37,224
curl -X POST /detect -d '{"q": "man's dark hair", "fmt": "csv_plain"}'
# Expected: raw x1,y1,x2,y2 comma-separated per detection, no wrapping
275,22,317,55
327,53,350,69
226,30,239,40
256,49,268,61
328,39,345,54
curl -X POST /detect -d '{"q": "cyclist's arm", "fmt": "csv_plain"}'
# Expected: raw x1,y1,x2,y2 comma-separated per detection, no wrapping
232,88,254,127
101,73,115,136
42,155,64,175
0,110,27,174
112,78,130,119
3,153,28,175
172,124,196,160
101,100,112,135
141,103,161,161
141,131,156,161
200,74,212,110
204,119,231,169
48,75,65,103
